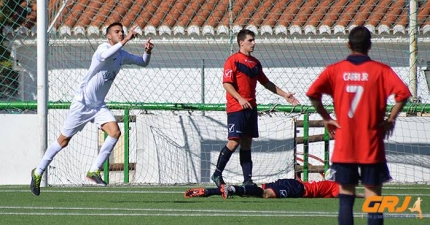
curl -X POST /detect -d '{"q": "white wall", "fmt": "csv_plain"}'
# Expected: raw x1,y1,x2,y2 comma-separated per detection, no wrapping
0,114,40,185
1,112,430,185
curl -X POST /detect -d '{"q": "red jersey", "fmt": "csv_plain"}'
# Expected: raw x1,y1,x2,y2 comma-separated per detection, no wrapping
223,52,270,113
306,55,411,163
302,180,339,198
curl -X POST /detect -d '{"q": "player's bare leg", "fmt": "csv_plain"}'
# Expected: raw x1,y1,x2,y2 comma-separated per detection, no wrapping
86,122,121,186
262,188,276,198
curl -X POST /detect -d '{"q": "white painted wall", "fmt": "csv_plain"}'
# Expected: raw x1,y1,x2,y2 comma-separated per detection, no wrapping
0,114,41,185
1,112,430,186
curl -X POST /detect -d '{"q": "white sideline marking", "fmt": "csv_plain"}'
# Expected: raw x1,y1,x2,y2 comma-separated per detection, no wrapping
0,212,337,217
361,186,430,190
0,206,428,218
0,206,331,214
0,206,337,217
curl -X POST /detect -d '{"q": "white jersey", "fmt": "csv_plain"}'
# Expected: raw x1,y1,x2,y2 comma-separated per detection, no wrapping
73,42,151,107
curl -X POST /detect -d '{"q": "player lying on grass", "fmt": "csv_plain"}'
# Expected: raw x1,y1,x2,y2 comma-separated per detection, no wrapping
185,178,345,199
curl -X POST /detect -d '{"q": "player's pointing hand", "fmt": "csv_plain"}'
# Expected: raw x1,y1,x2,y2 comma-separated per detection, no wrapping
145,38,154,54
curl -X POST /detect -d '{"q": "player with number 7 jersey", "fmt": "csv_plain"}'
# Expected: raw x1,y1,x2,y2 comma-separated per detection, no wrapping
306,53,411,164
306,25,412,225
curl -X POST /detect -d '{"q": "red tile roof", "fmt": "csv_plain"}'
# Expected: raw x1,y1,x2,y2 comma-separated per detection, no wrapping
5,0,430,37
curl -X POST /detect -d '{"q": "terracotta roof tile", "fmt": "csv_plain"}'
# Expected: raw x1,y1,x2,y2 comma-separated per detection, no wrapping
394,6,410,34
86,0,116,34
377,0,405,34
63,0,89,35
363,0,391,33
163,0,188,28
205,0,228,35
262,0,290,27
248,0,275,28
234,0,261,27
336,0,361,30
320,0,348,34
304,0,332,35
418,1,430,24
122,1,145,28
133,1,151,31
7,0,430,37
274,0,302,34
290,0,316,34
351,0,377,28
175,0,204,34
148,0,172,31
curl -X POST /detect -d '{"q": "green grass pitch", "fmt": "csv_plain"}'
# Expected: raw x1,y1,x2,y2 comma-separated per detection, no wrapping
0,184,428,225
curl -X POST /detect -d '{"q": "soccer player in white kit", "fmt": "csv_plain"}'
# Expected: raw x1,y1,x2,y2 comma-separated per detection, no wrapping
30,22,154,196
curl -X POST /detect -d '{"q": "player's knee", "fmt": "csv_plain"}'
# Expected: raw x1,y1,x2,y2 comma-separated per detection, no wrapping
339,184,356,195
57,135,71,148
111,129,121,139
363,185,382,197
263,189,275,198
226,140,239,151
59,139,70,148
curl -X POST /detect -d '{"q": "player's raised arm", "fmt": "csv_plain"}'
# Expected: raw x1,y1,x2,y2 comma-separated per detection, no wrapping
121,25,139,46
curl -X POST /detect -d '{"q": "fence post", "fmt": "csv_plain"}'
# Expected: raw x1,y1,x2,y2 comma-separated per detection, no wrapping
103,132,109,184
123,109,130,183
303,113,309,182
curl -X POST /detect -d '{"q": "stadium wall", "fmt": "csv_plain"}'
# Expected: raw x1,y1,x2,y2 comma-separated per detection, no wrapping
1,113,430,185
0,114,41,185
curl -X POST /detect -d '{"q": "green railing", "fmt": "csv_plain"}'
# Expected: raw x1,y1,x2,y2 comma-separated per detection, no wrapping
299,113,331,182
0,101,319,112
2,101,430,112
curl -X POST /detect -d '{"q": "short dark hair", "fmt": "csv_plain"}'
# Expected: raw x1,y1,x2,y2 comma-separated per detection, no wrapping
106,22,123,35
348,26,371,54
237,29,255,46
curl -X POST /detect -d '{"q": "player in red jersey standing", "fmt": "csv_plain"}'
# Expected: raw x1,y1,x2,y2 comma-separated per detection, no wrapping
211,29,299,188
306,26,411,225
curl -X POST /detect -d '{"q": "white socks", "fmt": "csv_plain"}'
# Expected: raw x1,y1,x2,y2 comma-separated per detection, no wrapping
89,136,118,172
35,141,63,175
35,136,118,175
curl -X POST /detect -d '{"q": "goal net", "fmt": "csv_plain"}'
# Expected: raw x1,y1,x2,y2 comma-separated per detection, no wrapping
1,0,430,185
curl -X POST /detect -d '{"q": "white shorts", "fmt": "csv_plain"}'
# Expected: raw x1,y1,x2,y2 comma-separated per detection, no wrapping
61,101,116,137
